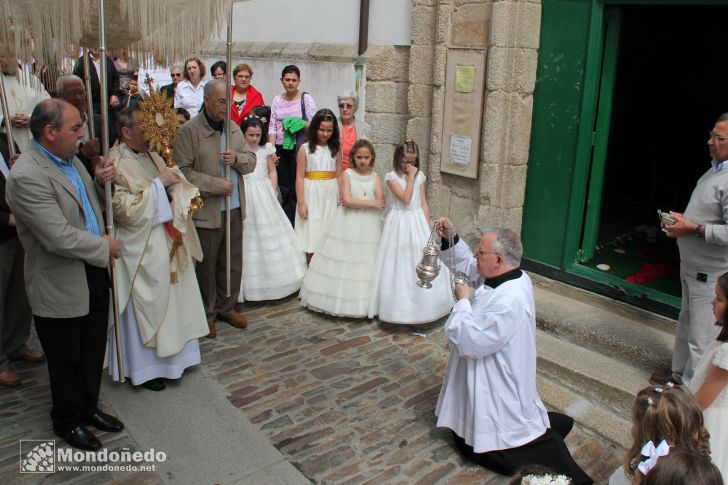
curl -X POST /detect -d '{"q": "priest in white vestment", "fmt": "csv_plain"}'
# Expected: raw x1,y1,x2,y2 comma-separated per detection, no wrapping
108,107,208,391
0,44,50,152
434,218,593,484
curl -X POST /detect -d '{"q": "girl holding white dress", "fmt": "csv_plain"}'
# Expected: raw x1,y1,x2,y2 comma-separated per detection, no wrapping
691,271,728,481
238,116,307,301
295,109,342,264
368,139,453,324
300,139,385,317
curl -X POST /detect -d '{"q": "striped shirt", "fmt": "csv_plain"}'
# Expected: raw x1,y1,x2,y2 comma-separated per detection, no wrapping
269,93,317,145
32,139,101,236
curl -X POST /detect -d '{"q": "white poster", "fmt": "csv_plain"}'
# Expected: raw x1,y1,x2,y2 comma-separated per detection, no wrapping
449,135,472,165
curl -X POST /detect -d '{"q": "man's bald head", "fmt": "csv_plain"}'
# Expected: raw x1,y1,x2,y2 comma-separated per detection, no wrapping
30,99,84,159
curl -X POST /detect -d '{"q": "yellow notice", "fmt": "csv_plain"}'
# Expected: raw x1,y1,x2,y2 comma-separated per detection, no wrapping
454,65,475,93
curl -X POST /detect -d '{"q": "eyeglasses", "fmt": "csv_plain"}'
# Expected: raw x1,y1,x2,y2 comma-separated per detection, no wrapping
399,160,416,165
172,73,183,77
476,250,501,258
338,103,353,109
709,131,728,142
235,74,251,80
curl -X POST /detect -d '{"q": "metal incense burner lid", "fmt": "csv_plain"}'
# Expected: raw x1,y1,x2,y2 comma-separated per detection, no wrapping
415,220,473,300
416,243,441,289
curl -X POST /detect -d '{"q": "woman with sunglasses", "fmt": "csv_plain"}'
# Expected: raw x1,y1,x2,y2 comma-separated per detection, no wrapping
337,90,371,170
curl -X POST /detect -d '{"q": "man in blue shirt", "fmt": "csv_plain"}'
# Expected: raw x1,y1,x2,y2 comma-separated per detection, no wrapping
6,98,123,451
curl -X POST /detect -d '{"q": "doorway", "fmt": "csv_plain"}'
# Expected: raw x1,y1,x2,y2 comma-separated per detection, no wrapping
578,5,728,298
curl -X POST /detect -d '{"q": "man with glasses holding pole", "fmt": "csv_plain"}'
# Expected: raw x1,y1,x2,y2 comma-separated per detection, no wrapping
652,113,728,386
174,80,256,338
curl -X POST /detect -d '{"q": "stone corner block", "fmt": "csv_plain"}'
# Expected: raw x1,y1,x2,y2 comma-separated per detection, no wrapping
407,84,434,118
490,2,542,50
366,45,411,83
450,3,491,48
411,5,438,46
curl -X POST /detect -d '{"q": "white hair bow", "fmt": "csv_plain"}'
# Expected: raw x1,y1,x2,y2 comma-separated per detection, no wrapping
637,440,670,474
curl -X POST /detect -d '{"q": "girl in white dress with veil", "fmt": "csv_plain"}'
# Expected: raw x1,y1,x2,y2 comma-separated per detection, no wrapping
238,116,306,301
368,139,453,324
300,139,384,317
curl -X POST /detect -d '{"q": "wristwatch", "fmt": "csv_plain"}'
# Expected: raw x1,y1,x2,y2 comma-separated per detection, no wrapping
694,224,704,238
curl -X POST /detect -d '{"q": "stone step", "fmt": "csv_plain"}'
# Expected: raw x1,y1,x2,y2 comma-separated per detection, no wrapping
536,329,646,419
537,373,630,449
530,273,676,374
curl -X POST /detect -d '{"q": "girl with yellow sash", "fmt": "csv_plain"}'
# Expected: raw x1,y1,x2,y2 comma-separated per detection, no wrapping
294,109,342,264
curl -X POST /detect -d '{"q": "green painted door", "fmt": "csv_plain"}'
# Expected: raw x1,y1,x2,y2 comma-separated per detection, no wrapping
578,8,621,262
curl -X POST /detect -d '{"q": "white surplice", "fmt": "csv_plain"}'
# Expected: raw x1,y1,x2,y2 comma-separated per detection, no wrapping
435,239,550,453
107,144,208,385
0,71,50,152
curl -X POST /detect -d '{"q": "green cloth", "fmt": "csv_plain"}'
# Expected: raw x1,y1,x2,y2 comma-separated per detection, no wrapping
282,116,308,150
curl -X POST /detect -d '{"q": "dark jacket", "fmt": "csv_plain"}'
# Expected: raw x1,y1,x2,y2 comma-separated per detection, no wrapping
77,113,103,177
72,53,121,113
0,135,20,242
160,83,175,101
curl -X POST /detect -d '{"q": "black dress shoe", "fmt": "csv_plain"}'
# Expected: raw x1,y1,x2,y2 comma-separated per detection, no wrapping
141,378,166,392
82,411,124,433
54,424,102,451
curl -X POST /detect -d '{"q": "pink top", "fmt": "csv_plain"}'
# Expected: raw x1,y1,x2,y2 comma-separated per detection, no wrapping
269,93,317,146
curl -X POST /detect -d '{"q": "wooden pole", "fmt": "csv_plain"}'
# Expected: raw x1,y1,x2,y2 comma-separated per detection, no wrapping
98,0,125,382
82,50,96,139
0,72,17,157
224,3,233,297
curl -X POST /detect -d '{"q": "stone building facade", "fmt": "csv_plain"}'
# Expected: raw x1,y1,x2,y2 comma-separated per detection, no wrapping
201,0,541,244
402,0,541,241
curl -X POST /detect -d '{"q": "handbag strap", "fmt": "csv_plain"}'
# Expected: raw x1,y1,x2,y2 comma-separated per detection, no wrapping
300,92,308,121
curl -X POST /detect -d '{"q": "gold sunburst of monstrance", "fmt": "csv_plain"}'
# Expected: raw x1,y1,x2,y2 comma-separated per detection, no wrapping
139,75,202,213
139,75,177,166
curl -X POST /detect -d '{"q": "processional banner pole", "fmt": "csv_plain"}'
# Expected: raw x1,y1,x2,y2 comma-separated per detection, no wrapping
82,51,96,139
0,72,17,157
98,0,125,382
224,3,233,297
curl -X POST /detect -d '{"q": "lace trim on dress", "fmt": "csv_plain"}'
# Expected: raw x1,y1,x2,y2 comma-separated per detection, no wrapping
712,342,728,370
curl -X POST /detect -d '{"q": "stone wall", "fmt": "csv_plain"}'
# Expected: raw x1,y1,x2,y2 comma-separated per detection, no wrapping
199,40,410,180
407,0,542,243
199,0,543,243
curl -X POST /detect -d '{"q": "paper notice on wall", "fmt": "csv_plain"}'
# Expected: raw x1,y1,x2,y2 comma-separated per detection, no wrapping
450,135,472,165
455,64,475,93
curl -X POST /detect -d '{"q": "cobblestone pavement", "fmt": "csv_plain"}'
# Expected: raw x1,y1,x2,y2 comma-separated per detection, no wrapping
1,294,625,484
203,295,626,484
0,332,162,484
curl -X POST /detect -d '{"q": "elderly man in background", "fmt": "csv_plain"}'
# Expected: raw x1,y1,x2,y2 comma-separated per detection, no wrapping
72,47,120,144
174,79,256,338
653,113,728,386
107,107,208,392
6,99,123,451
0,133,44,388
56,74,101,175
337,90,371,171
0,43,50,152
434,218,592,484
161,65,184,100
